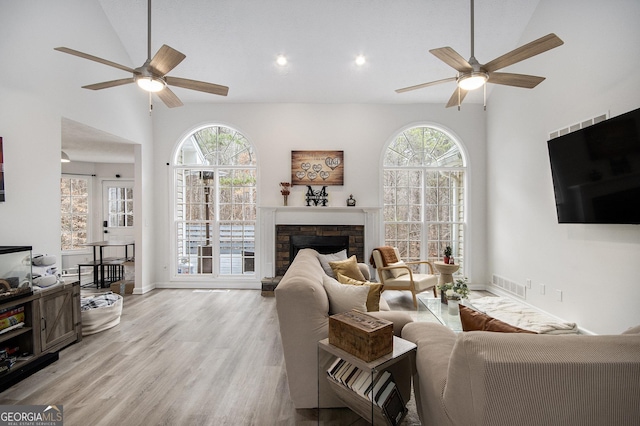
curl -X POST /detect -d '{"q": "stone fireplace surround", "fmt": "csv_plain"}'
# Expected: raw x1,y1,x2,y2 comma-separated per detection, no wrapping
259,207,381,278
275,225,364,277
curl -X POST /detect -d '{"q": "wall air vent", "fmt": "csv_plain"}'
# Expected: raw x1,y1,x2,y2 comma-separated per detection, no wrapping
549,113,608,140
491,274,526,299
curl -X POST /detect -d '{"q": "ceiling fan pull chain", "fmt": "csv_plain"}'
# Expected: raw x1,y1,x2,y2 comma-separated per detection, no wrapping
149,92,153,115
457,87,461,111
483,83,486,111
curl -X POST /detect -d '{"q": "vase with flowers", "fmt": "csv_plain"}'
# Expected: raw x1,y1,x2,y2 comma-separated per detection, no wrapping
438,277,469,315
280,182,291,206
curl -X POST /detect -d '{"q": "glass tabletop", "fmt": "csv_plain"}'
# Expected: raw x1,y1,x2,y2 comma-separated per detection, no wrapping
416,294,463,332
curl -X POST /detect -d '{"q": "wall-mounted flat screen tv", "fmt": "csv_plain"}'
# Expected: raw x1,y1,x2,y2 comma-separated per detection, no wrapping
547,107,640,224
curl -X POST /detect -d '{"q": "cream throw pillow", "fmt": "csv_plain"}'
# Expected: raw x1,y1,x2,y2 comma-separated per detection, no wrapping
317,250,348,278
388,261,410,278
328,255,367,281
335,273,383,312
323,275,368,314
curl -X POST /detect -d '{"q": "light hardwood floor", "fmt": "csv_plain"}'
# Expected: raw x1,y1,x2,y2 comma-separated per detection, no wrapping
0,289,431,426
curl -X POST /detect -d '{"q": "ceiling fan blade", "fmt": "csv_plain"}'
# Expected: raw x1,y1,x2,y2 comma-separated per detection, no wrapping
157,87,183,108
488,72,545,88
483,33,564,72
446,87,468,108
429,47,472,72
54,47,136,73
149,44,186,76
82,78,134,90
395,77,457,93
165,76,229,96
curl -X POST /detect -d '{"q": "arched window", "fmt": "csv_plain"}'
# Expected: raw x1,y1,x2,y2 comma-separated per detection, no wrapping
383,125,466,274
173,125,257,277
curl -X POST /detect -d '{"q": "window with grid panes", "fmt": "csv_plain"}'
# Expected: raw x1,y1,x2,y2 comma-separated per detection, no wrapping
107,186,134,227
60,176,89,251
383,126,466,275
174,125,256,277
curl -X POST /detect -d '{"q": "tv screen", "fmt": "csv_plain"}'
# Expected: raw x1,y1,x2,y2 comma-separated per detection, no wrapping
547,107,640,224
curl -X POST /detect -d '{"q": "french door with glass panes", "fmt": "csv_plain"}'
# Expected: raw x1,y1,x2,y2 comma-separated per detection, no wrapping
102,180,134,259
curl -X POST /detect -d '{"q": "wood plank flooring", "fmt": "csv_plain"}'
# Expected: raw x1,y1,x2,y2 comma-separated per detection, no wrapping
0,289,430,426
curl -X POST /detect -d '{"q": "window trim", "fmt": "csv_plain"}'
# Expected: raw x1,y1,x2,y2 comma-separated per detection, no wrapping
60,174,92,254
170,123,258,281
380,122,470,275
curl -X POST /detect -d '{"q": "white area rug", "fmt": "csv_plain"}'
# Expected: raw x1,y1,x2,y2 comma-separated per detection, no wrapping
470,296,578,334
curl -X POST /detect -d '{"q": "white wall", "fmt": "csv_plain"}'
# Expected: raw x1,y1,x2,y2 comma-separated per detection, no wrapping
151,103,487,288
0,1,153,290
486,0,640,334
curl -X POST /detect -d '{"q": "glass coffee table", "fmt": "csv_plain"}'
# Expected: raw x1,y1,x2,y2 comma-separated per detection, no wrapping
416,294,463,332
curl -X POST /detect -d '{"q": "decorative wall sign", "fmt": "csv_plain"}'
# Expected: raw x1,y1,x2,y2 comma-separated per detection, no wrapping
291,150,343,186
305,186,328,206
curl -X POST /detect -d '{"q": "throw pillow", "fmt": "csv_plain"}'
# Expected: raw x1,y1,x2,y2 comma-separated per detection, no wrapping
387,261,410,278
317,250,348,277
335,272,383,312
459,305,537,334
323,275,368,315
329,255,367,281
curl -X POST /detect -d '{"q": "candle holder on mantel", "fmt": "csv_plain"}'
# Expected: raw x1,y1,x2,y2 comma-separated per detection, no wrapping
280,182,291,206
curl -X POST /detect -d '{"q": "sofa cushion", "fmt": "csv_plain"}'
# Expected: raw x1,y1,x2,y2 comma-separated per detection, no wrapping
323,274,368,314
335,272,383,312
317,249,347,277
329,255,367,281
459,305,537,334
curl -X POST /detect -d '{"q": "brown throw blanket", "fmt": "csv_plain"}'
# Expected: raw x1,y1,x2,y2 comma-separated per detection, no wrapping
369,246,398,267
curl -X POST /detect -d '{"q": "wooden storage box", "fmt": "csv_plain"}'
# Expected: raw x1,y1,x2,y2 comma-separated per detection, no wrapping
328,310,393,362
110,280,134,295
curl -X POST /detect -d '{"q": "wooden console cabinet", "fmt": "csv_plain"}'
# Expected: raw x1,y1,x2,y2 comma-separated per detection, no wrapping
38,281,82,353
0,281,81,391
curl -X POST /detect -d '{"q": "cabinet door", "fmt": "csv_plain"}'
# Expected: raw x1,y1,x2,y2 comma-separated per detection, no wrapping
40,286,79,352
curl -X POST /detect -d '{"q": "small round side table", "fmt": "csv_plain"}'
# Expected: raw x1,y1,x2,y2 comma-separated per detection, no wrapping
434,261,460,287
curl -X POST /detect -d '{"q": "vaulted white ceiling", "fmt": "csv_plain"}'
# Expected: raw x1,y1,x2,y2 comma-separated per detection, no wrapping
95,0,542,105
63,0,544,163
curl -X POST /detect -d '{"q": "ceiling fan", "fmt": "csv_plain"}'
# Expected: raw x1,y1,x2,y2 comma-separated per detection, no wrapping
54,0,228,108
396,0,563,108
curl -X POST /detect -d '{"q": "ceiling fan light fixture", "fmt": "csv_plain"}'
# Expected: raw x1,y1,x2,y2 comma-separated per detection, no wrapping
61,151,71,163
457,72,488,91
136,76,166,92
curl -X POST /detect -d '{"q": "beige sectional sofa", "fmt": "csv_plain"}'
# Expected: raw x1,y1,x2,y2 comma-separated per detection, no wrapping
402,322,640,426
275,248,414,409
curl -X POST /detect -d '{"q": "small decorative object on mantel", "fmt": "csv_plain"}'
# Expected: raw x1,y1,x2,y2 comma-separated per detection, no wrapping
443,245,452,264
305,185,328,206
280,182,291,206
346,194,356,207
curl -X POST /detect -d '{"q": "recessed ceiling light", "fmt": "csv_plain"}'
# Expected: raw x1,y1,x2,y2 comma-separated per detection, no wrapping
355,55,366,66
276,55,288,66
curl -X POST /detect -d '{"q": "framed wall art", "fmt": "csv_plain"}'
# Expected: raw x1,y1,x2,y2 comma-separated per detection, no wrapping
291,150,343,186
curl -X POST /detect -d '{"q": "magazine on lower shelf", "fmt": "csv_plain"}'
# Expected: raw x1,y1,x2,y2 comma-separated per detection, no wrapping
326,359,406,414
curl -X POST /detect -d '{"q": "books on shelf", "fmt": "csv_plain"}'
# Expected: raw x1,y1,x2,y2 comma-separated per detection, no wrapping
326,360,404,410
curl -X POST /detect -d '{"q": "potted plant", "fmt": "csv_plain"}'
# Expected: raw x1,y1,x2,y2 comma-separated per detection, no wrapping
445,277,469,315
443,245,452,264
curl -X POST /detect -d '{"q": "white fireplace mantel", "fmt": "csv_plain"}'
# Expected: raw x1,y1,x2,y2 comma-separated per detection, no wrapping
258,206,381,277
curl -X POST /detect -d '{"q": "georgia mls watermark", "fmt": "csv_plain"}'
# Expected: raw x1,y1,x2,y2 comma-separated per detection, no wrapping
0,405,63,426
